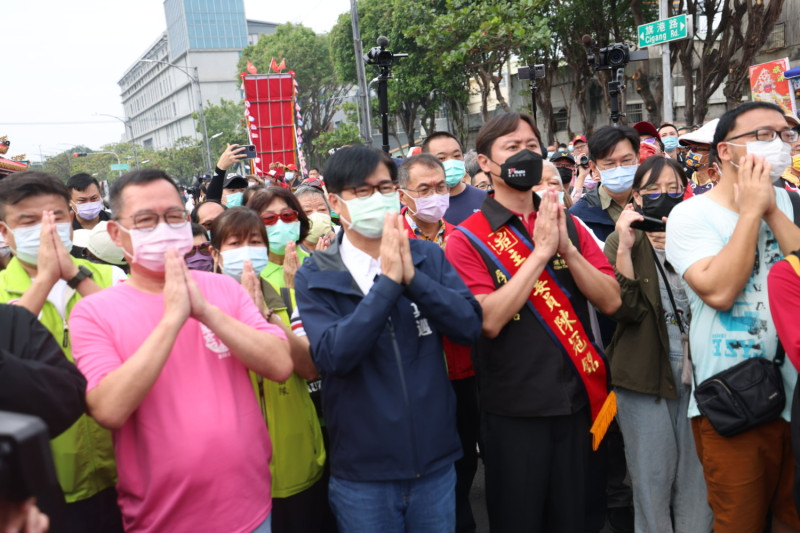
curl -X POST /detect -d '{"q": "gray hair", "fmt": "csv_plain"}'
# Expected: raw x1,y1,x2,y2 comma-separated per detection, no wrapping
397,154,445,188
464,150,481,178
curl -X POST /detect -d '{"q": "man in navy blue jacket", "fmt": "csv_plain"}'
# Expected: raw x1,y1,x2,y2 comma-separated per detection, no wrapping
295,145,483,533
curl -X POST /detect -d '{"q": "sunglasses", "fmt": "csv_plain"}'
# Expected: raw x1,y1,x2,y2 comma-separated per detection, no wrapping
261,209,299,226
185,241,211,258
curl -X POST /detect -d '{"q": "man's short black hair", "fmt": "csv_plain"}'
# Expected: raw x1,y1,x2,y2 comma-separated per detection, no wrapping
66,173,100,193
711,101,786,160
190,199,226,223
323,146,398,195
421,131,463,154
588,126,640,162
0,170,71,221
109,169,182,216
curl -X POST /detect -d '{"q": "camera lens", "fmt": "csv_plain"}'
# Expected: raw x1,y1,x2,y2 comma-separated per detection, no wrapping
579,155,589,166
607,47,627,67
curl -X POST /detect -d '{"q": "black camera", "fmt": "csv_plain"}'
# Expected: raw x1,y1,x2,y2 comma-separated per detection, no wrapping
587,42,648,71
364,36,408,68
0,411,60,503
579,155,589,167
518,64,546,80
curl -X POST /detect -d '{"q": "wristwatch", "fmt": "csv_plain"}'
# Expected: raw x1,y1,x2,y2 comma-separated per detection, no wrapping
67,265,94,289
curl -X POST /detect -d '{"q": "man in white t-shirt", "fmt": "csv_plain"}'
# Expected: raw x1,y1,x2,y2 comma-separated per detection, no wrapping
666,101,800,533
68,169,293,533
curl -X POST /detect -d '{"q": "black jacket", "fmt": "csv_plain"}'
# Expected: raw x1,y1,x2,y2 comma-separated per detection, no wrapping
0,304,87,437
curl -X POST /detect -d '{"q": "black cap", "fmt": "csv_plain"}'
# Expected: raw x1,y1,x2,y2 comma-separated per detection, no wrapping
550,150,574,164
223,174,248,189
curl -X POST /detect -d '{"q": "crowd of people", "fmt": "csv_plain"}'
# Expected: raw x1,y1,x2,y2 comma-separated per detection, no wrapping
2,99,800,533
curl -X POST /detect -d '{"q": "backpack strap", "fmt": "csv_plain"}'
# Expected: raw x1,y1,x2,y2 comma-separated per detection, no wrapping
786,189,800,227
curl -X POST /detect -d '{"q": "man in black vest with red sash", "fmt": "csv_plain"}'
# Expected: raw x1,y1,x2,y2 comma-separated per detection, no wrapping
446,113,621,533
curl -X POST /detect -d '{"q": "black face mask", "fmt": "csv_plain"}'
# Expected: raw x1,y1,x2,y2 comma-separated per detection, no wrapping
495,149,543,191
557,167,573,185
638,193,683,220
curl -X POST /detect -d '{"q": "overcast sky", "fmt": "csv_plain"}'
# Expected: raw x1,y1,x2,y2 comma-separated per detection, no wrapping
0,0,351,164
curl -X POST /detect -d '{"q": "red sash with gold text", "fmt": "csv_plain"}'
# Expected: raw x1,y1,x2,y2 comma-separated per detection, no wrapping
458,212,616,449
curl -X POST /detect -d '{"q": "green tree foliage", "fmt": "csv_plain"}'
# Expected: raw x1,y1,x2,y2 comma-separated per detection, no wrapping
407,0,550,121
43,139,203,185
329,0,470,149
670,0,785,125
238,23,350,169
314,123,364,159
193,98,249,159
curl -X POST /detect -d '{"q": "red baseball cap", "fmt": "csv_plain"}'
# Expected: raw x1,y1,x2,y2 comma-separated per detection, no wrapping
571,135,587,145
286,163,298,171
633,121,660,139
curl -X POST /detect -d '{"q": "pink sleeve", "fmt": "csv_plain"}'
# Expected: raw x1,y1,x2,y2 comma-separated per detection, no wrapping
69,298,124,392
572,214,615,277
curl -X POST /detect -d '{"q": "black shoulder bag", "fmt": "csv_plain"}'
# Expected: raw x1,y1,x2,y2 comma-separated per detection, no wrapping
654,249,786,437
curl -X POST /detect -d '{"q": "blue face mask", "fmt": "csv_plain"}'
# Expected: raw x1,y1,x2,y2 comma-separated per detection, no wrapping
220,246,268,281
599,164,638,193
266,220,301,254
662,136,680,152
225,192,244,207
442,159,466,187
5,222,72,265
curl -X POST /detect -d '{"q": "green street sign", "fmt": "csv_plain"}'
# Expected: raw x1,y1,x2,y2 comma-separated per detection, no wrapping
638,14,689,48
110,163,130,171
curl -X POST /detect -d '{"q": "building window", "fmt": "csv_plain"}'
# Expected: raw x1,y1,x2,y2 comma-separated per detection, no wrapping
626,103,643,123
764,23,785,51
555,108,568,132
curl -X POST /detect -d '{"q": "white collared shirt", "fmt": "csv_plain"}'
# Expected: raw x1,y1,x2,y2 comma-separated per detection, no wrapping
339,232,382,295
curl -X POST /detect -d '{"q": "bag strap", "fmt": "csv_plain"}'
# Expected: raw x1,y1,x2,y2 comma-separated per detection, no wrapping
651,248,685,335
787,189,800,226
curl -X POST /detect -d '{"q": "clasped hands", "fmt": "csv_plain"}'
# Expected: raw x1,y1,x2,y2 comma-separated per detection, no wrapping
532,190,576,261
380,213,415,285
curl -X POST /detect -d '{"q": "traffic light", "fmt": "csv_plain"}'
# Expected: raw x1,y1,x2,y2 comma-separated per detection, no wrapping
72,152,87,157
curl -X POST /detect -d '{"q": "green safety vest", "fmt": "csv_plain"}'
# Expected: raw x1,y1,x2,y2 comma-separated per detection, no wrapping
253,261,325,498
0,257,118,502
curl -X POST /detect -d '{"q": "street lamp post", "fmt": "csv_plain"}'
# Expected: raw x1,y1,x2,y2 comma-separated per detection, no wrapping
138,59,213,174
98,113,139,169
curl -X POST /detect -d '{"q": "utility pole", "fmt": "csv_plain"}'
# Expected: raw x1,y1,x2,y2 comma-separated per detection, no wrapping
350,0,373,146
661,0,674,123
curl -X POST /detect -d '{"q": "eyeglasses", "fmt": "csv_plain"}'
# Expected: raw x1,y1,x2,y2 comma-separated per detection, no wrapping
595,160,637,171
185,241,211,258
343,180,398,198
122,209,189,231
725,128,799,144
261,209,299,226
475,183,492,190
401,182,449,197
638,184,685,200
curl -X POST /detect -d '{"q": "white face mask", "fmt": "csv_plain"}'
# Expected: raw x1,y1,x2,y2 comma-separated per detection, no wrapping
728,137,792,181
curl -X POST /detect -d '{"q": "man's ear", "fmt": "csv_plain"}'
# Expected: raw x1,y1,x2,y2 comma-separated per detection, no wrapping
106,220,124,247
477,153,492,175
716,142,732,164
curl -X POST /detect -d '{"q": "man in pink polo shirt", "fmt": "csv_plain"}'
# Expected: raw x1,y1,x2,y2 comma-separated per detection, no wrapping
69,169,293,533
